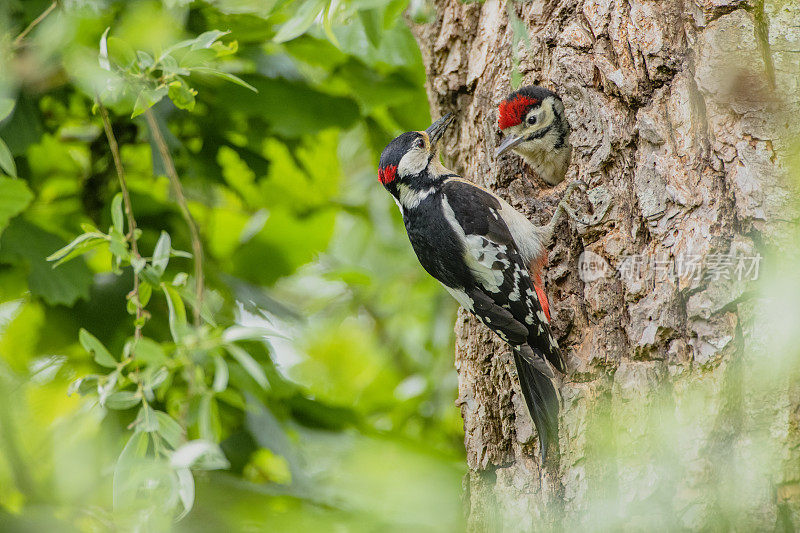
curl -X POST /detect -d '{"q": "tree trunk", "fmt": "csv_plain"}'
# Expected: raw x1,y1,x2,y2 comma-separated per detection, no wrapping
409,0,800,529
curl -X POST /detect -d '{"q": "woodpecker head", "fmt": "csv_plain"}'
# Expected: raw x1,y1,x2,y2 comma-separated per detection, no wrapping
378,113,455,206
496,85,572,186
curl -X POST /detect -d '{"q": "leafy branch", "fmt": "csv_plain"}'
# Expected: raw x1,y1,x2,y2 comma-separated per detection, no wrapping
43,25,269,522
97,100,146,340
12,1,58,49
144,109,204,325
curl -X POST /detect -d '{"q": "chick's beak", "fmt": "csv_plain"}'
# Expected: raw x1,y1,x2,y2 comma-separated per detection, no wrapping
495,134,525,158
425,113,454,147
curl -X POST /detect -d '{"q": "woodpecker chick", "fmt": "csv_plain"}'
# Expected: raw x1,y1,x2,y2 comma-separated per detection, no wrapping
496,85,571,186
378,114,588,460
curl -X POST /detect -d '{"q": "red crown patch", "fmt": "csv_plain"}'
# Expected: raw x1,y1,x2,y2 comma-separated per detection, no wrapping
379,164,397,185
498,96,538,130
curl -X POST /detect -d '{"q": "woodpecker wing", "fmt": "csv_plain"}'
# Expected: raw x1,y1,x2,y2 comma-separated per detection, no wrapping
440,179,565,373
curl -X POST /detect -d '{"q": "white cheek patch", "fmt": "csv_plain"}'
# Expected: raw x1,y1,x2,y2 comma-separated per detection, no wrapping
398,148,428,177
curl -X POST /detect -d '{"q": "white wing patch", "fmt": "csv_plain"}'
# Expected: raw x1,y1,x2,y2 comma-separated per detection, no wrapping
509,268,521,301
496,198,548,267
442,195,509,294
444,285,474,312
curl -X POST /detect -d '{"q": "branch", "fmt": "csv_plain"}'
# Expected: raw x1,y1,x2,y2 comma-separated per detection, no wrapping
97,100,145,341
12,1,58,49
144,109,204,325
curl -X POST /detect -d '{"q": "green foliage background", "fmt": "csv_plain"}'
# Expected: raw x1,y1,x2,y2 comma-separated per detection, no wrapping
0,0,464,530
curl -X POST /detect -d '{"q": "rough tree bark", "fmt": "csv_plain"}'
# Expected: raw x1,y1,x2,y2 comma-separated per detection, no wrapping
409,0,800,530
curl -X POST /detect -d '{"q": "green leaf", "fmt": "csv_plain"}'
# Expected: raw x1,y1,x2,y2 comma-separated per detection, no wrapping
79,328,117,368
212,354,228,393
107,36,136,69
108,230,128,272
244,448,292,485
0,138,17,177
191,30,229,50
162,285,188,342
68,375,99,396
105,391,140,409
225,343,268,389
175,468,194,521
273,0,327,43
159,54,190,77
0,98,15,122
0,177,32,234
156,411,184,449
111,193,124,235
152,231,171,276
358,8,382,48
223,325,287,342
132,86,168,118
211,39,238,57
135,403,159,432
46,232,108,266
162,30,229,59
177,48,216,69
322,4,340,48
139,282,153,308
170,440,229,470
190,67,258,93
0,219,93,306
132,337,168,366
167,80,197,111
98,27,111,71
197,394,219,441
112,431,149,510
98,371,118,406
136,50,154,69
145,367,169,391
131,255,146,273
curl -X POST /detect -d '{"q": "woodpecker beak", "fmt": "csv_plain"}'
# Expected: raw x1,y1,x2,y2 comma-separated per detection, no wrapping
425,113,454,147
495,134,525,158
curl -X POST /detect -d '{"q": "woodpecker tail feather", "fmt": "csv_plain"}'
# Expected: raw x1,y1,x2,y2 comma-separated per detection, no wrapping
513,351,560,461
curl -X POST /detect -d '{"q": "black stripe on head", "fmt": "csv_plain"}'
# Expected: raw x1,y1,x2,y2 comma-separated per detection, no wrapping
508,85,561,105
379,132,420,172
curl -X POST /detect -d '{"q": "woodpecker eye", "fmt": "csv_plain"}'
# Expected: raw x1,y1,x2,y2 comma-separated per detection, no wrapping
527,115,537,125
416,138,425,149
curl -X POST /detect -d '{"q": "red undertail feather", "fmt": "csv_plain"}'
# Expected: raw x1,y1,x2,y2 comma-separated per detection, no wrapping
531,253,551,322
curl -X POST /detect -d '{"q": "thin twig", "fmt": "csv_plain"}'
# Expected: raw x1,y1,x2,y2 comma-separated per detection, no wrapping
97,100,145,341
144,109,204,325
12,1,58,49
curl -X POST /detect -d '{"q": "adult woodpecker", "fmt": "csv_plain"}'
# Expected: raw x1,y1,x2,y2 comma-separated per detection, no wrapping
378,113,588,460
496,85,572,186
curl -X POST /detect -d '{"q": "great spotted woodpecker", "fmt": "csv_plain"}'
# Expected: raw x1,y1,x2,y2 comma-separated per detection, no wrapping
378,113,588,460
496,85,572,186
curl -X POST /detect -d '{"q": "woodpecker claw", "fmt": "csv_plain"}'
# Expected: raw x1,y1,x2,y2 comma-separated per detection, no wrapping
557,180,610,227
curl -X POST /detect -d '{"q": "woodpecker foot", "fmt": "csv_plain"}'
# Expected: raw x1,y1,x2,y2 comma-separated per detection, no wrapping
557,180,610,227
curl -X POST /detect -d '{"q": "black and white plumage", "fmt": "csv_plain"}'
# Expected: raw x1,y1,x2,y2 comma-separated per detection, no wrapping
378,114,579,460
